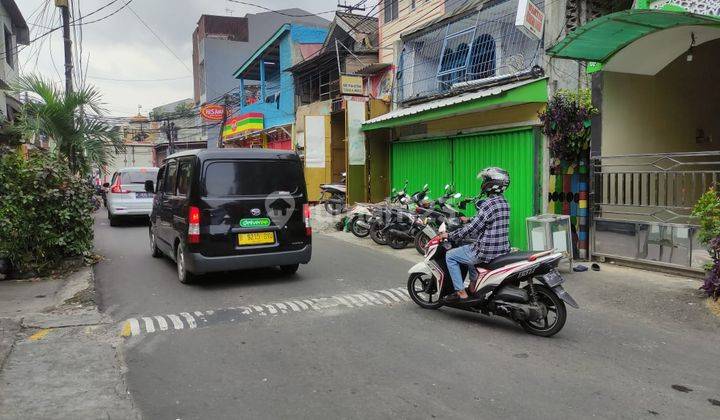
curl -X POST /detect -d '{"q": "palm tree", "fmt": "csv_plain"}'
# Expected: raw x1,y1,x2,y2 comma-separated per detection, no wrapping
13,75,124,175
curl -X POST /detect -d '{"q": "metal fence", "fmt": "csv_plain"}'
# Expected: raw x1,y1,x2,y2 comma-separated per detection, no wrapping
397,0,544,104
590,151,720,270
592,151,720,223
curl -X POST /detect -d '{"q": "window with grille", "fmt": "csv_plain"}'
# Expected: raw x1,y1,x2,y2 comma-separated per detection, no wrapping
384,0,399,22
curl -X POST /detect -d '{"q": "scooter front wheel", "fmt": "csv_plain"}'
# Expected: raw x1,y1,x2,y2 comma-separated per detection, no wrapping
414,231,431,255
350,216,370,238
370,222,388,245
407,273,443,309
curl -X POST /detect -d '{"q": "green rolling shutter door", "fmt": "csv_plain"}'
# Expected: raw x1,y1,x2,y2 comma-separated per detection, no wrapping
391,138,452,197
390,128,536,249
452,129,536,249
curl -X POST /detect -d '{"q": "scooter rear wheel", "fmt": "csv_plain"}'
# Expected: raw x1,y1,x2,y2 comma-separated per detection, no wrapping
519,284,567,337
407,273,443,309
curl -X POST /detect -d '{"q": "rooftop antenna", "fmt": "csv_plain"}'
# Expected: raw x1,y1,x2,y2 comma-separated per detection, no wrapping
337,1,366,13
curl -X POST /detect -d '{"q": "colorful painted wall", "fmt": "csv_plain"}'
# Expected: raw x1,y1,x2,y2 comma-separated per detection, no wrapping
548,159,589,259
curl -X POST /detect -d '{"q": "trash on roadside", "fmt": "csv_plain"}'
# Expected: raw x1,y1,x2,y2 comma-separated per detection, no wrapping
591,263,601,271
573,265,588,272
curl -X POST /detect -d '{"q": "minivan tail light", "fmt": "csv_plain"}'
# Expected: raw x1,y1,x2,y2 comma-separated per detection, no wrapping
188,206,201,244
303,204,311,236
110,178,129,194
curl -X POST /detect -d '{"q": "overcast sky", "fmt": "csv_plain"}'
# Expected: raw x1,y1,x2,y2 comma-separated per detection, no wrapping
18,0,342,116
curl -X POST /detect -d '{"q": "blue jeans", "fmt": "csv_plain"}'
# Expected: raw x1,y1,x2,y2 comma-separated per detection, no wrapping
446,245,479,292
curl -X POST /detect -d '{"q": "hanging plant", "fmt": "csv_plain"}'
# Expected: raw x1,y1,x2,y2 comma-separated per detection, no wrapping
539,89,598,164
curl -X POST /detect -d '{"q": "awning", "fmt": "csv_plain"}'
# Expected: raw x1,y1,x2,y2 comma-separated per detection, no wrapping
362,78,547,132
547,9,720,74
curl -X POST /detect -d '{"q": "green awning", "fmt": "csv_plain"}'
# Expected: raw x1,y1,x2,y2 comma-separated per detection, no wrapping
362,78,547,132
547,9,720,63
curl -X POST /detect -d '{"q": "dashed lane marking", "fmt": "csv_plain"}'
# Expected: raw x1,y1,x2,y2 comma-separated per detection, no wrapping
120,287,412,338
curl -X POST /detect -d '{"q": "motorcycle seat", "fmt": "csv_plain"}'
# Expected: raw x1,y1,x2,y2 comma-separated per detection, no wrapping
480,252,536,270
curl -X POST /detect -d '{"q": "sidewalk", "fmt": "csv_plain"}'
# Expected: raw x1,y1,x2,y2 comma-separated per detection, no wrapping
0,267,138,419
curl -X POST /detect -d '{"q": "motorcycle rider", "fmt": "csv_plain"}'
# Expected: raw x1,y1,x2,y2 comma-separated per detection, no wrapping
441,167,511,302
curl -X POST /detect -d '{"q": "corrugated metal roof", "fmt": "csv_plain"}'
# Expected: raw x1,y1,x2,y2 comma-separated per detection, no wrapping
363,78,540,126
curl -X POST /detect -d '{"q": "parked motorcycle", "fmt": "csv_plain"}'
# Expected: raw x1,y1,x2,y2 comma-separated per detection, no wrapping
319,172,347,215
407,225,578,337
414,185,465,255
371,184,431,249
347,183,408,238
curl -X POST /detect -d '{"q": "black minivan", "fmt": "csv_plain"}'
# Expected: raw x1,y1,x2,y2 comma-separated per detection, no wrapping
147,149,312,283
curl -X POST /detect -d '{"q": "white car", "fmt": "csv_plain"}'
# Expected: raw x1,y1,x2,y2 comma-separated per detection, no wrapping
104,167,159,226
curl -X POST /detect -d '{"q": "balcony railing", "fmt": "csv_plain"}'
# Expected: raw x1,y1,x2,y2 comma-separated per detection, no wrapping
397,0,544,104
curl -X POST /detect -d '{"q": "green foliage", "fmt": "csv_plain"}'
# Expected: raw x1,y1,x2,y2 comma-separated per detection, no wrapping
0,151,94,274
539,89,598,163
692,188,720,299
12,74,124,175
692,187,720,246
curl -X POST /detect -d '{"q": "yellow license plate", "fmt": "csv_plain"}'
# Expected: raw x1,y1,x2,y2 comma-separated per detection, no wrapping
237,232,275,246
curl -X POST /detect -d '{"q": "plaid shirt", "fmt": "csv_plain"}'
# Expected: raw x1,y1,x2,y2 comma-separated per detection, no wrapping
449,195,510,263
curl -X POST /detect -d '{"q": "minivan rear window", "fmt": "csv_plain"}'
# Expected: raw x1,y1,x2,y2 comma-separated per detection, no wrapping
203,161,303,197
121,170,158,184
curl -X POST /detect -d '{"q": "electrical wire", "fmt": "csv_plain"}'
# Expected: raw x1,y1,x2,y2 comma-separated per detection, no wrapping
226,1,338,17
126,4,192,74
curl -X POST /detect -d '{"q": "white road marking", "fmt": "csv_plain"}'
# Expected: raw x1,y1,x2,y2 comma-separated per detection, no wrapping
334,296,353,308
154,316,169,331
180,312,197,329
389,289,411,301
344,295,362,307
167,314,184,330
142,317,155,333
122,287,413,337
376,290,401,302
263,304,278,315
354,294,373,305
369,292,393,304
128,318,141,336
362,292,384,305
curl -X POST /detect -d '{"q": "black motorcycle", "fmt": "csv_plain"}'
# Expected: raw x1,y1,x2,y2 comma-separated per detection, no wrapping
370,184,430,249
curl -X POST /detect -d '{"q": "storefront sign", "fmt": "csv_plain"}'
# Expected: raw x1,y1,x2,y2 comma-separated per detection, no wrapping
347,100,366,166
200,104,226,121
305,116,326,168
340,75,364,96
223,112,264,140
515,0,544,40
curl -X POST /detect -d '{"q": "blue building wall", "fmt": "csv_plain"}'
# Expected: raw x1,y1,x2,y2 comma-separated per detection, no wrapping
239,24,328,130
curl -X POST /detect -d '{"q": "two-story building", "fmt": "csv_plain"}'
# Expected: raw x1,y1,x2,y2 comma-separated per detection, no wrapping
0,0,28,122
363,0,550,248
226,23,328,149
287,12,381,202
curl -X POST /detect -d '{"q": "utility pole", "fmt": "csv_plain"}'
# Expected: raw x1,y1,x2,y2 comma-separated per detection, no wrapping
217,95,230,149
337,1,365,12
56,0,73,94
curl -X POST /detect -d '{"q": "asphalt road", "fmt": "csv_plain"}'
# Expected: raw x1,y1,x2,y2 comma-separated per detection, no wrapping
93,214,720,419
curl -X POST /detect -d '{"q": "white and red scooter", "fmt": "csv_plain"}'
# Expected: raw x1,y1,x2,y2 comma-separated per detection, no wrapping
407,224,578,337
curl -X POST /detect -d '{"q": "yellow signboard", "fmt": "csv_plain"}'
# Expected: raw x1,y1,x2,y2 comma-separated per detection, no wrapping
340,75,364,96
